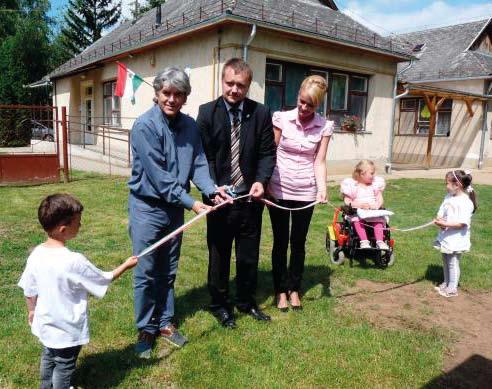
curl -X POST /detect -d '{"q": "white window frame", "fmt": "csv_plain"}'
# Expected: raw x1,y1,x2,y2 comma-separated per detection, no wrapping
103,80,121,127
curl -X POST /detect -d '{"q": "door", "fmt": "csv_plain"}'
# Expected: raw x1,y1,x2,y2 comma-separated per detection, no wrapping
84,98,95,145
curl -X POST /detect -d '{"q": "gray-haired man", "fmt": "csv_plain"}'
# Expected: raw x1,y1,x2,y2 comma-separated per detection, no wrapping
128,67,227,358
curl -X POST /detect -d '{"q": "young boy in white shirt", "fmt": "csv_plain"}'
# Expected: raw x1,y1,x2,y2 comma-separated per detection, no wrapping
18,193,137,389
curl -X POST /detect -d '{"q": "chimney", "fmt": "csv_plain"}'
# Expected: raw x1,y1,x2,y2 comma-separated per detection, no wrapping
155,4,162,27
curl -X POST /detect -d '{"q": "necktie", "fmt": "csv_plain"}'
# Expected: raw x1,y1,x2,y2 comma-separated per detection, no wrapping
230,108,244,189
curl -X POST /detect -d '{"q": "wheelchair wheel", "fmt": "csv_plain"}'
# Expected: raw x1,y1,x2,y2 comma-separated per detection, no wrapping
378,250,395,268
386,250,395,267
325,233,345,265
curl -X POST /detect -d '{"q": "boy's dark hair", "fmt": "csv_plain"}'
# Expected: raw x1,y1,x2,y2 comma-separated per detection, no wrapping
222,58,253,83
38,193,84,232
445,170,478,213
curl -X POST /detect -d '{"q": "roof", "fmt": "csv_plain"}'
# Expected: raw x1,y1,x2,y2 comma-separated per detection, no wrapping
397,19,492,82
403,83,490,101
48,0,413,80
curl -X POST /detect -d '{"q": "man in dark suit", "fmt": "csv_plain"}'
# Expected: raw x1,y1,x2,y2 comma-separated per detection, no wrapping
197,58,276,328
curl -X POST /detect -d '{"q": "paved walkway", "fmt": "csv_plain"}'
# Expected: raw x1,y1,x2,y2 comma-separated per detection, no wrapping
328,167,492,185
2,141,491,185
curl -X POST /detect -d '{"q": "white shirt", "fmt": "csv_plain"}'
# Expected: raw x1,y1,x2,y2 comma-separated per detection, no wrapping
18,245,113,348
223,98,244,124
435,193,474,253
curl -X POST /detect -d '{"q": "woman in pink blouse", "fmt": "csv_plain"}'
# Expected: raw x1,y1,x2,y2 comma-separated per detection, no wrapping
267,75,334,311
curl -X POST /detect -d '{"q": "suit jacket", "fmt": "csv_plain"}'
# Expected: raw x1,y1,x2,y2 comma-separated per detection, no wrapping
196,97,276,191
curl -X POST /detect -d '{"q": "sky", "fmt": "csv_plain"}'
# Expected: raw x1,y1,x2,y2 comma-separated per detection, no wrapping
49,0,492,36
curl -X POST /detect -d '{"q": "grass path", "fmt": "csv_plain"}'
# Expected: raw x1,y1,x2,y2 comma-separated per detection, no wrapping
0,172,490,387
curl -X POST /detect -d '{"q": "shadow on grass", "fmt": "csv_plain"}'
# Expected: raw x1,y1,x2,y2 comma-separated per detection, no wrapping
74,344,161,388
335,277,425,299
425,264,443,285
423,354,492,389
174,265,333,325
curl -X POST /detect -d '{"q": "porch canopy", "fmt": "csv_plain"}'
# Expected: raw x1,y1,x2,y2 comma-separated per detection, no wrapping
398,83,490,168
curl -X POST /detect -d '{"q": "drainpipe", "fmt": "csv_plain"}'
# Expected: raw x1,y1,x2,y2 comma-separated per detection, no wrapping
478,99,488,169
214,29,222,99
386,59,414,173
243,24,257,62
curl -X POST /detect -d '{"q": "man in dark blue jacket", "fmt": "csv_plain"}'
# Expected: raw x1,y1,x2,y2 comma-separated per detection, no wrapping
128,67,226,358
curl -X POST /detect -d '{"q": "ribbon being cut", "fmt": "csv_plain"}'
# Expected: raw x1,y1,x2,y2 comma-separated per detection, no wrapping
136,193,436,259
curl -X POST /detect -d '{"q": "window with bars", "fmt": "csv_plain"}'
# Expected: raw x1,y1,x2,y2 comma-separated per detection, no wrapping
103,81,121,126
398,98,452,136
265,60,369,130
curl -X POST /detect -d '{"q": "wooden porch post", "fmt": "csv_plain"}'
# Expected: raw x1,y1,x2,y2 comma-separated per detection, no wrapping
423,95,446,168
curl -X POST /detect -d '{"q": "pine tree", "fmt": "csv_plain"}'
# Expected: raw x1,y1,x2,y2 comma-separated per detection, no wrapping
61,0,121,56
131,0,166,19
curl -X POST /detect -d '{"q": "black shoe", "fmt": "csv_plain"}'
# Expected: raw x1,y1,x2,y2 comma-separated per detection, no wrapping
238,306,271,321
211,307,236,329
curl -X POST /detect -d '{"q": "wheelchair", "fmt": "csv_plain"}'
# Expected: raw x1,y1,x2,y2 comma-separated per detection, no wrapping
325,205,395,268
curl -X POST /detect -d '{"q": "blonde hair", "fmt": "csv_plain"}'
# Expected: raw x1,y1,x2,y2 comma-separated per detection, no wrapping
299,75,328,108
353,159,375,181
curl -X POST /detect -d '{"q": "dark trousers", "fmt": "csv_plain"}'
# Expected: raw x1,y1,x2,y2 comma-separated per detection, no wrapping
268,199,315,294
40,345,82,389
207,200,264,311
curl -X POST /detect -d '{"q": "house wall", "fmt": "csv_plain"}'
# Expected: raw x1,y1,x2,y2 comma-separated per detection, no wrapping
52,24,399,174
218,26,397,173
53,77,80,166
484,98,492,167
392,79,488,169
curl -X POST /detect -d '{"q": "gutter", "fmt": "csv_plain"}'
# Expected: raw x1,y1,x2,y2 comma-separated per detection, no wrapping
478,99,489,169
243,24,256,62
407,75,492,84
478,82,492,169
23,80,52,88
386,60,414,173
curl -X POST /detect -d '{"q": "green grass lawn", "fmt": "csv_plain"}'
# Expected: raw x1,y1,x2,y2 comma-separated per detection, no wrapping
1,172,490,388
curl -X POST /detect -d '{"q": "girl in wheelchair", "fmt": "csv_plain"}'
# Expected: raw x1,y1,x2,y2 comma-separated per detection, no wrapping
340,160,389,250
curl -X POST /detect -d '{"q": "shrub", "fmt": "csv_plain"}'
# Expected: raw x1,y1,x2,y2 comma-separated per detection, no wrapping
0,109,32,147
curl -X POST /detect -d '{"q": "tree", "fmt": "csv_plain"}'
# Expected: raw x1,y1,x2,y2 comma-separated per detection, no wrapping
61,0,121,56
0,0,20,39
0,0,51,104
50,30,74,69
131,0,166,19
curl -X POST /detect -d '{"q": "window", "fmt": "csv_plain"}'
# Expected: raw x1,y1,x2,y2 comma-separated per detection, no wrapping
412,43,426,53
264,60,369,129
398,97,452,136
103,81,121,126
436,99,452,136
401,98,417,111
331,73,348,111
266,62,282,82
309,70,328,116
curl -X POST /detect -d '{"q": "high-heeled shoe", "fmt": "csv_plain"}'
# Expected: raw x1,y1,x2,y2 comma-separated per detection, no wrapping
288,291,302,311
276,293,289,312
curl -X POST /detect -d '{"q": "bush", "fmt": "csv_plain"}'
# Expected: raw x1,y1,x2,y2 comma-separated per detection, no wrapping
0,109,32,147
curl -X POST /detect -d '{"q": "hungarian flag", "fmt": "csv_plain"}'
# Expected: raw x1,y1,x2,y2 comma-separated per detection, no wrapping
115,62,143,105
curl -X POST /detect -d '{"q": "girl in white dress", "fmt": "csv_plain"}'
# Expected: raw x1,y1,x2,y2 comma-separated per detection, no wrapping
433,170,478,298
